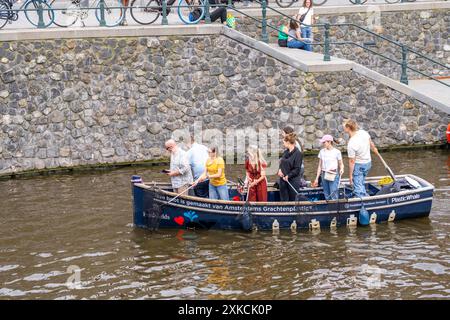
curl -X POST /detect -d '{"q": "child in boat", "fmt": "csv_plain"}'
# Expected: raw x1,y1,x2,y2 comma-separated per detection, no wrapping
245,145,268,202
313,135,344,200
193,146,230,201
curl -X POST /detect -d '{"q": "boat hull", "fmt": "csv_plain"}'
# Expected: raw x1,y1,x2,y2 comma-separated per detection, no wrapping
132,175,434,231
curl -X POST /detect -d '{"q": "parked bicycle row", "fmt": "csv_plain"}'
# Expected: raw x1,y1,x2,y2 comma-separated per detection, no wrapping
0,0,419,30
274,0,417,8
0,0,230,29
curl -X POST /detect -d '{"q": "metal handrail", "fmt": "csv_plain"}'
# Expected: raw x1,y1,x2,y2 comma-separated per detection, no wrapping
248,0,449,86
2,0,448,87
332,41,450,87
225,4,449,87
320,22,449,70
252,0,449,72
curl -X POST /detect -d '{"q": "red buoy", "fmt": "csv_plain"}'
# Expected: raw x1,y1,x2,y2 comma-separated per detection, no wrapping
447,123,450,144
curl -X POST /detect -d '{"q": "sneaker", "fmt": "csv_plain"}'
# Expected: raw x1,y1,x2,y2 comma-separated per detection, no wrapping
120,19,128,26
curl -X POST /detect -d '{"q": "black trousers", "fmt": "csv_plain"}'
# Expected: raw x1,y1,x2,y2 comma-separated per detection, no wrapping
194,180,209,198
210,7,227,23
279,178,301,202
278,39,287,47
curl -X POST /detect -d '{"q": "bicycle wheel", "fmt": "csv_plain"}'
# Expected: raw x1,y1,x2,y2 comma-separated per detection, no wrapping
24,0,54,28
95,0,124,27
130,0,159,25
177,0,203,25
50,0,79,27
275,0,294,8
312,0,328,6
0,1,9,29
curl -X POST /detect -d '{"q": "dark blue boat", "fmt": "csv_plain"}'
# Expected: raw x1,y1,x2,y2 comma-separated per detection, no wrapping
131,175,434,231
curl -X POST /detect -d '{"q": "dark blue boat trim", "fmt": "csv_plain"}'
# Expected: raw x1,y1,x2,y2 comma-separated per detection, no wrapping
153,196,433,216
132,174,434,231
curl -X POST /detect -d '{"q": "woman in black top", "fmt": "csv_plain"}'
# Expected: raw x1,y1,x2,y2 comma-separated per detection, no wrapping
278,132,303,201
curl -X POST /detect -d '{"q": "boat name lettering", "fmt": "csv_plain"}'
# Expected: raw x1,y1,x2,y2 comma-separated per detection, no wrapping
296,205,314,212
160,214,170,220
262,206,298,213
391,194,420,203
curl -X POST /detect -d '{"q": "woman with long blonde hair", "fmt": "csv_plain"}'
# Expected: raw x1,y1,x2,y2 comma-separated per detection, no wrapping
245,145,268,202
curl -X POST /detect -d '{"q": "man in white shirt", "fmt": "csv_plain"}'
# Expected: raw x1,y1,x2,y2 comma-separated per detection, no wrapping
186,135,209,198
343,119,379,198
165,139,193,194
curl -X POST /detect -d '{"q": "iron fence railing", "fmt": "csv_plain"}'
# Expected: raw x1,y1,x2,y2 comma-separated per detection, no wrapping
251,0,450,86
1,0,448,87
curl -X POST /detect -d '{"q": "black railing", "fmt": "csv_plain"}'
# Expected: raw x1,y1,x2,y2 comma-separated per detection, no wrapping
251,0,449,86
1,0,448,87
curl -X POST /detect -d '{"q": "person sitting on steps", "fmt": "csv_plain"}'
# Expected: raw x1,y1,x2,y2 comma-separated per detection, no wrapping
278,21,289,48
191,0,228,25
287,20,312,51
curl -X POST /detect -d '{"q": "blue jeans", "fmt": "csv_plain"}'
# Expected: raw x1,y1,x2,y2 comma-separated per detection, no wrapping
287,39,311,51
209,184,230,201
301,26,313,52
353,162,372,198
322,172,340,200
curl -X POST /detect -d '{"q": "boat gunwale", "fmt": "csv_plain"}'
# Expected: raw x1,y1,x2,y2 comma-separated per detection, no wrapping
134,174,434,207
152,196,434,216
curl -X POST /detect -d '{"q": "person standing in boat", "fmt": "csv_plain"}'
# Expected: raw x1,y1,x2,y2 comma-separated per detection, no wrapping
193,146,230,201
281,126,305,177
278,133,303,201
343,119,379,198
164,139,194,195
313,135,344,200
186,135,209,198
245,145,268,202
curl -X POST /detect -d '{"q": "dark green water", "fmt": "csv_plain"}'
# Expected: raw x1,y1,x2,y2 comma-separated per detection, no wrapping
0,149,449,299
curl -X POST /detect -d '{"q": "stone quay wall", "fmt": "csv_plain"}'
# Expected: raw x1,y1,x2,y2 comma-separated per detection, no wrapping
235,4,450,81
0,33,448,175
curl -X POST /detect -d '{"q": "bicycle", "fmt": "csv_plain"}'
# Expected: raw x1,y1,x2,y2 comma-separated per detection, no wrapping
50,0,124,27
129,0,205,25
275,0,416,8
0,0,54,29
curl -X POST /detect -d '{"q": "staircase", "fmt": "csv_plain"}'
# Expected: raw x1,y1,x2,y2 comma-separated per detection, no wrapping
223,27,450,114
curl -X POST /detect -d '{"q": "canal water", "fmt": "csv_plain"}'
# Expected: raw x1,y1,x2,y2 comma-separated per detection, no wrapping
0,149,449,299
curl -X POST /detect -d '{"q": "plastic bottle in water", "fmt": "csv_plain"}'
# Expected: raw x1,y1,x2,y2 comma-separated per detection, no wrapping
272,219,280,231
290,220,297,231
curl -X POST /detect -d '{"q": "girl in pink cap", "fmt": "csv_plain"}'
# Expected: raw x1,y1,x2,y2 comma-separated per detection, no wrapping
313,135,344,200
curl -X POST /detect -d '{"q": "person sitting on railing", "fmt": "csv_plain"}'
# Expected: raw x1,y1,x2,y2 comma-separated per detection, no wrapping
294,0,314,52
287,20,312,51
191,0,228,25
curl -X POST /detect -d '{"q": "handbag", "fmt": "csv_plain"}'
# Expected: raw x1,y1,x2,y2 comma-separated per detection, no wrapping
324,171,337,182
299,7,311,23
322,157,337,182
